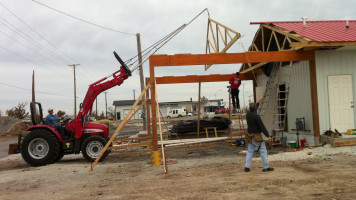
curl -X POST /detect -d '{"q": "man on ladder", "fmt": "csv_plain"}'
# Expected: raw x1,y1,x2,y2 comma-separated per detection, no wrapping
229,72,241,110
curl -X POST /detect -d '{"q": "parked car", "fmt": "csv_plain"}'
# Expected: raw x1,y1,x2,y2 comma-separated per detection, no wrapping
215,109,230,114
187,112,197,116
167,108,187,118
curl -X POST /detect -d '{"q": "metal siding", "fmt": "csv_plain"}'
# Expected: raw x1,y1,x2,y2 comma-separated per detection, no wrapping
256,62,314,136
316,50,356,134
286,61,314,134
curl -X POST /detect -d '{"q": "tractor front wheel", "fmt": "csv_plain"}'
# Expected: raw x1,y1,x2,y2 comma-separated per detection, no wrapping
21,129,60,166
82,136,109,162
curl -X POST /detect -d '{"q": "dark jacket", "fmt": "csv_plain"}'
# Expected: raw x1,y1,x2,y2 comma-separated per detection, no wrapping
246,110,270,138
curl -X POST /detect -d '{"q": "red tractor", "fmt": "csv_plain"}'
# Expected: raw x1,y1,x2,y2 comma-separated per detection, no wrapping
19,52,131,166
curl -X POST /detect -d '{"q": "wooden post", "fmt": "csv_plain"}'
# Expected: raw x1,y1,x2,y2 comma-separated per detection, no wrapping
197,82,201,137
90,83,150,171
145,78,151,137
154,81,167,173
150,63,160,166
309,60,320,145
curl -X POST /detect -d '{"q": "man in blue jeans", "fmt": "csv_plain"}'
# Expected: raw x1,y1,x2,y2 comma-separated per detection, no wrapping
244,103,274,172
46,108,66,139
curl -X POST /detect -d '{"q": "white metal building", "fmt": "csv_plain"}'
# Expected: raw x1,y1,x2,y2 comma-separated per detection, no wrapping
242,20,356,145
113,99,224,120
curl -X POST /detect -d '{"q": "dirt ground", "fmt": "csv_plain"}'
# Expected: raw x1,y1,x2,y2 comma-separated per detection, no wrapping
0,140,355,200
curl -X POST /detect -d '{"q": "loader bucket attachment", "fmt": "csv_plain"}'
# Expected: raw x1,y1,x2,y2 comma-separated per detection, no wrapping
113,51,132,77
8,135,22,154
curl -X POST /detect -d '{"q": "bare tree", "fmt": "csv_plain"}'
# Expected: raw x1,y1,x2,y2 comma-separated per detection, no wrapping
6,102,29,119
0,109,2,117
107,106,115,119
99,111,105,120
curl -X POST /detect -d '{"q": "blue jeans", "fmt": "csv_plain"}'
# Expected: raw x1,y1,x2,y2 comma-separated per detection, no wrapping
54,125,66,138
245,140,269,169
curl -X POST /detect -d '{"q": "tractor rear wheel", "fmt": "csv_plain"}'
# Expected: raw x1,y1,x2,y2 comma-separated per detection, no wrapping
82,136,109,162
21,129,60,166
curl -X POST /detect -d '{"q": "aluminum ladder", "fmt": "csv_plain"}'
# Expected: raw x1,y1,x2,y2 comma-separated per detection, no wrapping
257,62,281,119
272,61,293,145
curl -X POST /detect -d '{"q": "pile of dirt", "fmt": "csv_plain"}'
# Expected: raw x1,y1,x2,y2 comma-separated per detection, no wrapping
0,117,25,136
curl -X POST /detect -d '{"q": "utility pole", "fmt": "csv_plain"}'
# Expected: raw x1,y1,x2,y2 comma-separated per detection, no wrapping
136,33,147,130
69,64,80,117
32,70,37,123
32,70,35,102
104,92,108,119
133,89,135,100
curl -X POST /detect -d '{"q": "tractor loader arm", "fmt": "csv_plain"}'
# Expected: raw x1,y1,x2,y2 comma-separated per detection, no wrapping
71,52,132,139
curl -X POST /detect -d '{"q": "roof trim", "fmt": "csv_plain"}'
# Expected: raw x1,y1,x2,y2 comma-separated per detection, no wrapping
250,20,356,24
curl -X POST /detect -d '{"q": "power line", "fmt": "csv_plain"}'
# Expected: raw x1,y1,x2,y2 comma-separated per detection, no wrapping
32,0,136,36
0,45,71,78
0,29,69,68
0,82,74,98
0,2,96,82
0,2,77,64
0,16,71,66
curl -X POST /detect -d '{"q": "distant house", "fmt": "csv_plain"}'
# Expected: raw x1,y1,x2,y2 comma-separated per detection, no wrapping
242,20,356,145
113,99,224,120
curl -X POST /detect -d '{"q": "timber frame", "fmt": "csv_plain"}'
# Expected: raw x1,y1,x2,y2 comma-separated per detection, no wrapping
205,18,241,70
148,50,315,157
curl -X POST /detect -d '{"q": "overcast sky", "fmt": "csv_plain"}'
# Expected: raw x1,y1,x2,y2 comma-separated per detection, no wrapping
0,0,355,116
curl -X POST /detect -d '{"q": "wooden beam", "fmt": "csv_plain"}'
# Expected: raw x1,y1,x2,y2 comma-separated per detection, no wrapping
108,141,151,150
239,62,267,74
91,83,151,171
149,50,315,67
263,24,310,43
145,78,151,137
290,41,356,47
113,136,151,142
273,31,281,51
209,18,239,34
333,140,356,147
154,73,253,84
198,82,201,138
309,60,320,145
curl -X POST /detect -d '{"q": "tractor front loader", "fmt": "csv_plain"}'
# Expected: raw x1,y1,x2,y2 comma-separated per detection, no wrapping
9,51,131,167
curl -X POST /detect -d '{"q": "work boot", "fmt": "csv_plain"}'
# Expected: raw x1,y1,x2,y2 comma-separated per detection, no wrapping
244,167,250,172
262,167,274,172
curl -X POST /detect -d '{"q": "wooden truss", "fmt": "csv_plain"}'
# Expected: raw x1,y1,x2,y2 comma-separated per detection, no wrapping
240,24,311,74
205,18,241,70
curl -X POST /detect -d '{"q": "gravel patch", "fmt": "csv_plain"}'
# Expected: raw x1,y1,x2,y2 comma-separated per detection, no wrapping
267,144,356,161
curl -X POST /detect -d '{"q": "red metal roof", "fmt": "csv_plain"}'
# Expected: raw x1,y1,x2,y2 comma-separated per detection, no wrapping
251,20,356,42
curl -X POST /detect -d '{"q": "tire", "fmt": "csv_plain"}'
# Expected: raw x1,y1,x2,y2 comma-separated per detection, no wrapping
178,115,182,118
55,152,65,162
82,136,109,162
21,129,60,167
167,116,171,119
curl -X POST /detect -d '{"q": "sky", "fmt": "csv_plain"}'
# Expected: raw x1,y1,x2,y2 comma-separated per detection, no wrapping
0,0,355,116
